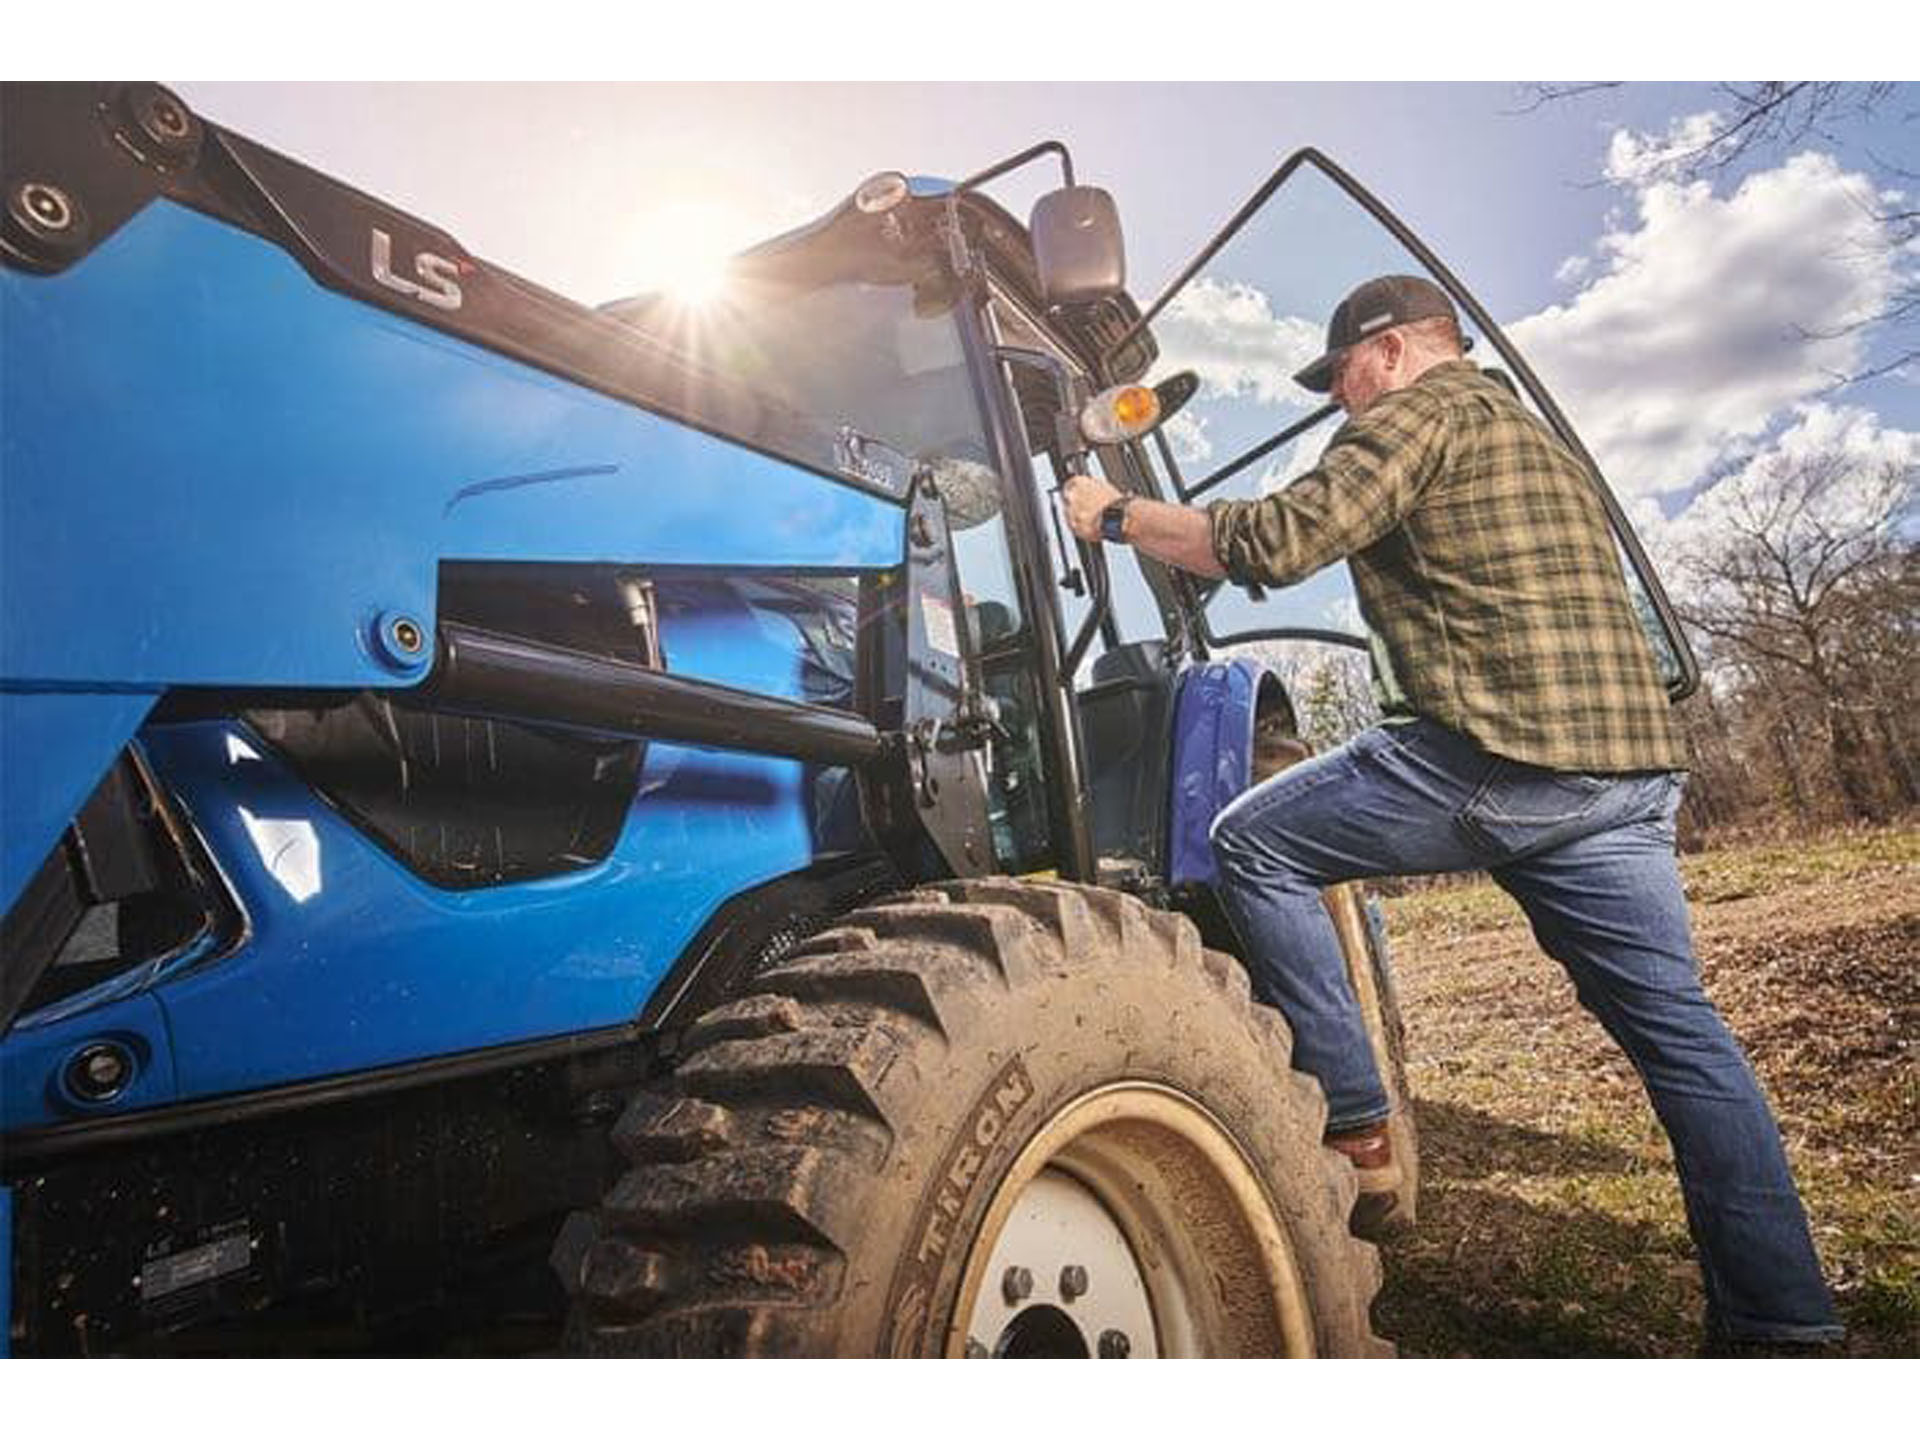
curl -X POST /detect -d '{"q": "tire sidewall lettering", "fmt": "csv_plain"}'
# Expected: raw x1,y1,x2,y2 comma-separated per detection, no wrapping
882,1055,1034,1356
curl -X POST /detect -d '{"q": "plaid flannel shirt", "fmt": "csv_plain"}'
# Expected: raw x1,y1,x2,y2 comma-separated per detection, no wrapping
1207,361,1683,773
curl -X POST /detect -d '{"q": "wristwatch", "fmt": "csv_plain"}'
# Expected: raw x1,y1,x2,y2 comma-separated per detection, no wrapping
1098,494,1135,545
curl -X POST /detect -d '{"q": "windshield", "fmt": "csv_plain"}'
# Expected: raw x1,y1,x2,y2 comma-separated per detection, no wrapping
606,204,994,488
1129,152,1693,697
1137,161,1449,650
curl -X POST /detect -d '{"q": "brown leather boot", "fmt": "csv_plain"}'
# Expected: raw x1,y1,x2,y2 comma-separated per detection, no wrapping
1325,1119,1409,1241
1325,1119,1393,1172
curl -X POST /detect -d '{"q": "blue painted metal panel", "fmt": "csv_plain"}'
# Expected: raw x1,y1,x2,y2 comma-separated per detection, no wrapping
1,199,904,913
127,724,821,1105
0,583,862,1112
0,993,176,1131
0,199,901,693
2,571,870,1128
0,690,159,914
1168,660,1263,888
651,580,850,699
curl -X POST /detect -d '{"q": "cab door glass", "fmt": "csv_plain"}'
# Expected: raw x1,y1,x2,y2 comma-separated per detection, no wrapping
1118,151,1695,696
939,479,1026,648
1134,161,1431,648
927,411,1053,875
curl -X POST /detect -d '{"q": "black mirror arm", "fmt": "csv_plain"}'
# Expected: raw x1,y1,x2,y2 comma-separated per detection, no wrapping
1104,147,1326,370
955,140,1074,195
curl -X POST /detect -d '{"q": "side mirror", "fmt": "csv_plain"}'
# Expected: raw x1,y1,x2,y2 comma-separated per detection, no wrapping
1150,370,1198,422
1078,370,1200,447
1030,186,1126,307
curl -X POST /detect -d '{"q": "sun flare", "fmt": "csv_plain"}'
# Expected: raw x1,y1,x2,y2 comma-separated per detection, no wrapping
627,200,744,306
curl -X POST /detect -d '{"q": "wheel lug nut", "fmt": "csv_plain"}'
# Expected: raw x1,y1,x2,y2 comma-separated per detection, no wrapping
1059,1264,1089,1302
964,1338,990,1358
1001,1266,1033,1304
1098,1329,1131,1359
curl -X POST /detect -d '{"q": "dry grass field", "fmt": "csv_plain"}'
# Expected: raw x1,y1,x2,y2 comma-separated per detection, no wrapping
1369,825,1919,1357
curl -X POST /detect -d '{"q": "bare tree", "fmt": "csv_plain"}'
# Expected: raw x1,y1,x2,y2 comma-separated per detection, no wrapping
1671,449,1916,821
1673,681,1753,836
1830,544,1920,806
1294,650,1379,752
1229,641,1381,753
1519,83,1903,171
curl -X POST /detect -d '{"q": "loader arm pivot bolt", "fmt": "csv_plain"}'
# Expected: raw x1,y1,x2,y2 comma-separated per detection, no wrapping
112,83,205,167
20,184,73,231
5,180,90,270
149,98,190,140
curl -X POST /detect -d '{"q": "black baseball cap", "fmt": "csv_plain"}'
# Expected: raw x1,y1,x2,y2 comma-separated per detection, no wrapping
1293,274,1467,393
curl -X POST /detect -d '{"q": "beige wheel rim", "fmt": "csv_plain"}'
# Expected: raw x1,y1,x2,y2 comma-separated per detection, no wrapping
945,1082,1316,1358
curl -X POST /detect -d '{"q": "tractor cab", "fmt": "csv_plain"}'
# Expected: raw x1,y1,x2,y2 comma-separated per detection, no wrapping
605,142,1697,907
605,157,1187,888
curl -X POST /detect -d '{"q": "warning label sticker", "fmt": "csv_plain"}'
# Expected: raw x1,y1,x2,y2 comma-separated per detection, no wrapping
921,594,960,656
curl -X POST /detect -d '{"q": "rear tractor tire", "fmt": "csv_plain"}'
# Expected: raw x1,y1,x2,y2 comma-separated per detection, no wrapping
554,878,1387,1357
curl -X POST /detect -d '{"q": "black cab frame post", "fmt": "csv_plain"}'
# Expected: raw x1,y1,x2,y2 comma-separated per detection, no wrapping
952,284,1097,884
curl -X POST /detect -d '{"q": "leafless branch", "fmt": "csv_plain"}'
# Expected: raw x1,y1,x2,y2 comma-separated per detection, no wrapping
1669,449,1917,819
1503,82,1622,116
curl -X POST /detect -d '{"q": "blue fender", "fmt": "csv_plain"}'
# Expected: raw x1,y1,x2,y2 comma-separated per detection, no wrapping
1167,659,1272,889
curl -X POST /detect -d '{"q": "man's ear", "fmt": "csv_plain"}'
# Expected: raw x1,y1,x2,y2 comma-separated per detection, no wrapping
1380,328,1407,371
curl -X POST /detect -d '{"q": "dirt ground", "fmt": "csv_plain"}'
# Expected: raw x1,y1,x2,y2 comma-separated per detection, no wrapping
1368,825,1919,1357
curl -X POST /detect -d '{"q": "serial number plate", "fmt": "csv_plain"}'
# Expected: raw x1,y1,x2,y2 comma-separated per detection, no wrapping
140,1232,252,1301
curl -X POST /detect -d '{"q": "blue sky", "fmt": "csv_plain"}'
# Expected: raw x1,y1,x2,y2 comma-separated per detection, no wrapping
173,81,1916,641
172,82,1798,312
175,82,1915,457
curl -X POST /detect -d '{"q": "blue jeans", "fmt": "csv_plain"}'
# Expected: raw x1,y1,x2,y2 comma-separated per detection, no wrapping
1208,717,1842,1343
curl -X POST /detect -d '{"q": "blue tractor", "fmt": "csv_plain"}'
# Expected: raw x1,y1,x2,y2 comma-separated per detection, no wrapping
1,84,1693,1356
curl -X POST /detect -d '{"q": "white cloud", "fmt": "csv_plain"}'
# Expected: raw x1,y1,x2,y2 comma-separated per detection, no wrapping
1510,149,1901,500
1602,110,1735,189
1153,277,1322,409
1161,410,1214,467
1253,439,1322,496
1554,254,1592,286
1740,401,1919,473
1653,403,1918,592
